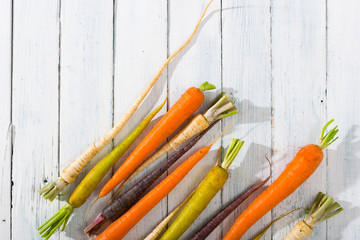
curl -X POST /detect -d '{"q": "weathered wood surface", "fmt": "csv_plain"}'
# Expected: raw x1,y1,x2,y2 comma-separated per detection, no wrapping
0,0,359,239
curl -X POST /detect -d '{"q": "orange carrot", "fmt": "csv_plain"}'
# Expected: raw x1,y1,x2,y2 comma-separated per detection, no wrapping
223,120,339,240
95,146,211,240
99,82,215,198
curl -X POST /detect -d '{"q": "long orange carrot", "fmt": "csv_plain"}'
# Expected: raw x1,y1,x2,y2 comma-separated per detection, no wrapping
99,82,215,198
223,120,339,240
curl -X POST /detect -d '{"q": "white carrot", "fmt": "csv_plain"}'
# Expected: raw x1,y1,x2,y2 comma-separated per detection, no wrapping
39,0,214,201
113,92,237,198
253,192,343,240
283,192,343,240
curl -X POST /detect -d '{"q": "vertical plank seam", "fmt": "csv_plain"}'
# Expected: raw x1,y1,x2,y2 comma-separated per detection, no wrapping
10,0,14,238
220,0,224,238
165,0,170,222
269,0,274,239
325,0,329,238
57,4,62,237
111,0,116,179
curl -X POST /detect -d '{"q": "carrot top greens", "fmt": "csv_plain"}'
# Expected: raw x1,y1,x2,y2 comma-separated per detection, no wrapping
204,92,238,123
318,119,339,149
221,139,244,170
305,192,343,226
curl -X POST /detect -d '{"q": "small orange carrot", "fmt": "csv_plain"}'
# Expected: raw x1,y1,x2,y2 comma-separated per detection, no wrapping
223,120,339,240
98,82,215,198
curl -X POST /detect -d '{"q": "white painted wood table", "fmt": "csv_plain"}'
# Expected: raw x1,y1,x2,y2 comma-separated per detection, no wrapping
0,0,359,239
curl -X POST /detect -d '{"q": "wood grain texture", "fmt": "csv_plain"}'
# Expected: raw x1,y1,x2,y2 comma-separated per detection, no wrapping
271,0,327,239
11,0,60,239
167,0,222,239
0,0,12,238
1,0,360,239
221,0,272,239
58,0,113,239
113,0,168,239
327,0,360,239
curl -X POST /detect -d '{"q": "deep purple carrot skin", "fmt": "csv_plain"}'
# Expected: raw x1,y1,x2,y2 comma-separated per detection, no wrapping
190,177,270,240
85,120,219,236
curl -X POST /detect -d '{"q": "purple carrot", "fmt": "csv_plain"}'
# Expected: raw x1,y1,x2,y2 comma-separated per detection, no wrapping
190,157,272,240
85,120,219,236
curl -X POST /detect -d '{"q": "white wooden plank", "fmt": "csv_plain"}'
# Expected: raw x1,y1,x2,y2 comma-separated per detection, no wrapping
271,0,327,239
113,0,167,239
0,0,12,237
221,0,272,239
327,0,360,239
58,0,113,239
11,0,60,239
167,1,222,239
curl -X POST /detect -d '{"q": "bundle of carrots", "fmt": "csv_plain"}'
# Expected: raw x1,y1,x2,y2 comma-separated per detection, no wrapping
37,0,346,238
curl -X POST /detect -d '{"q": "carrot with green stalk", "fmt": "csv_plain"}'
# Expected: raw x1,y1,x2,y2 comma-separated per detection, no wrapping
190,156,272,240
113,92,237,197
37,100,166,240
284,192,343,240
223,120,339,240
159,139,244,240
253,192,343,240
98,81,215,199
95,123,232,240
39,0,215,201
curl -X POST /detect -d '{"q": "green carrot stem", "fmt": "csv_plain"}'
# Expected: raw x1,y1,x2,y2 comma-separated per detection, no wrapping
37,203,73,239
203,92,238,123
198,81,216,92
308,192,323,216
305,192,343,227
318,119,339,149
221,139,244,170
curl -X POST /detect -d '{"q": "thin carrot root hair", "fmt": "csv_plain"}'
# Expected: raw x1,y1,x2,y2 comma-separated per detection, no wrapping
252,208,302,240
85,196,100,226
209,113,244,147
